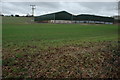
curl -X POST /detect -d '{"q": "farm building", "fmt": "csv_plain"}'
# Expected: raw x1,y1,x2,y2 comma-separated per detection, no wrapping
34,11,114,24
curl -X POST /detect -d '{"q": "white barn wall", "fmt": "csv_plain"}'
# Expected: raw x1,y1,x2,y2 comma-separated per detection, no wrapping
49,20,113,24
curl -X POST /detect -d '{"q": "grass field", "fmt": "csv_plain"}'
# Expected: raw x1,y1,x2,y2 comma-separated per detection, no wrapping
2,17,34,24
2,17,120,78
2,24,118,47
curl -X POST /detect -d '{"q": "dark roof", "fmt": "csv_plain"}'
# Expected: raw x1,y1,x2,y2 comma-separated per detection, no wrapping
39,11,72,16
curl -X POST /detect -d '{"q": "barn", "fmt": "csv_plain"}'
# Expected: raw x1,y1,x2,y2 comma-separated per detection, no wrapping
34,11,114,24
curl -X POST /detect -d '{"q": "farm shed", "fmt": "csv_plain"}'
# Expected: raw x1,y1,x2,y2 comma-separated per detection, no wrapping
34,11,114,24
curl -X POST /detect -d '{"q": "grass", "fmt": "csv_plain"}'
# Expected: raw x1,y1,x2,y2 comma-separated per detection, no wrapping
2,16,34,24
2,17,119,78
3,23,118,48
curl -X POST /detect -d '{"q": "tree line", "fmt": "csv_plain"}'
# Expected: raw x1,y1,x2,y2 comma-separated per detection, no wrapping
0,14,33,17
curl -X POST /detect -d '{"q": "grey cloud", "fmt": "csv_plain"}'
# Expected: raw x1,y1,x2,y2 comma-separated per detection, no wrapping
2,2,61,15
77,2,118,15
2,2,118,16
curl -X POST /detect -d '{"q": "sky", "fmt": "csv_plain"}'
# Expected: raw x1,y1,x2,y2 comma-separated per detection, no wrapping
1,1,119,17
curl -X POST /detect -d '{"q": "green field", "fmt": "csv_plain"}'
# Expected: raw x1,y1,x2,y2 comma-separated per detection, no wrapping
2,17,34,24
3,24,118,48
2,17,119,78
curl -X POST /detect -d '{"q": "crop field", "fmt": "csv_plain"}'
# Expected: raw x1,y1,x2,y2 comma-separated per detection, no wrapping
2,17,120,78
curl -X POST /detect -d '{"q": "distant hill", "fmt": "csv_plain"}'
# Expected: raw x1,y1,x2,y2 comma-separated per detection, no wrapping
2,16,34,24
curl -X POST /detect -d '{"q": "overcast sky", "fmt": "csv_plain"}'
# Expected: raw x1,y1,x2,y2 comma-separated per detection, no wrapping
1,2,118,17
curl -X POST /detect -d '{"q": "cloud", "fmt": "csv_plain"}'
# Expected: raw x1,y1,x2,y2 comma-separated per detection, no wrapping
2,2,61,15
1,2,118,16
2,0,118,2
77,2,118,16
